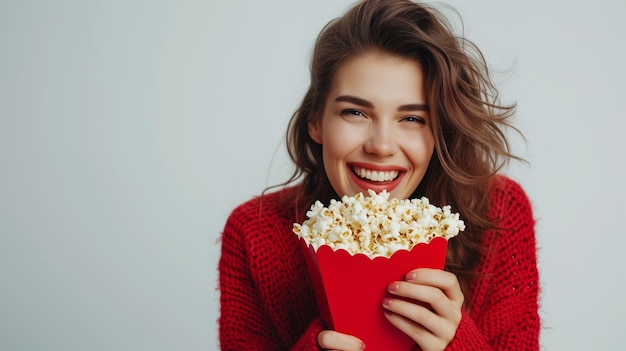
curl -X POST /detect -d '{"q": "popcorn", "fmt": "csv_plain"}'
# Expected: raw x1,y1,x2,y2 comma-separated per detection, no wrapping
295,190,462,350
293,190,465,258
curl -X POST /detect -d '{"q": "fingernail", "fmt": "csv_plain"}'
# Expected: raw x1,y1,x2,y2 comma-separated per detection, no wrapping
360,341,366,350
405,272,416,280
382,298,392,306
388,282,399,291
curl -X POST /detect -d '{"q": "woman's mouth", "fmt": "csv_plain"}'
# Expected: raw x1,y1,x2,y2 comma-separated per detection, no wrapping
349,164,404,194
352,165,399,182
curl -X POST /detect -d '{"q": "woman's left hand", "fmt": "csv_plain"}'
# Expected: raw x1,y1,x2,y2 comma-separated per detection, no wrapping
382,268,464,351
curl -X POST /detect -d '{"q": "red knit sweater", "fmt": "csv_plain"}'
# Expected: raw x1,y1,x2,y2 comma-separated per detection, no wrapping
218,177,540,350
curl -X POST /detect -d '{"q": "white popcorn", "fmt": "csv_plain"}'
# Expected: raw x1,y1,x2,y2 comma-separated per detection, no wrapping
292,190,465,258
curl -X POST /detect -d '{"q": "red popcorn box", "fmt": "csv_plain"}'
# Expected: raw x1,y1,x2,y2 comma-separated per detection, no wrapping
300,236,448,351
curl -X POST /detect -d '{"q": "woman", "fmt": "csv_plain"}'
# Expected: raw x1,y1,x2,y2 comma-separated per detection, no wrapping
219,0,540,350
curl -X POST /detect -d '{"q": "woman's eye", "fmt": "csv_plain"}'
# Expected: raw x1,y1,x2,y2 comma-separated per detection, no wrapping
403,116,426,124
341,109,365,117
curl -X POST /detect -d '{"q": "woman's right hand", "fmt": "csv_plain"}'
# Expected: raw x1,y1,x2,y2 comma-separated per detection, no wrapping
317,330,366,350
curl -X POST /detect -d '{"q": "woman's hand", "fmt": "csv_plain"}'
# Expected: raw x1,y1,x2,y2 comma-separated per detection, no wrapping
382,268,464,351
317,330,366,351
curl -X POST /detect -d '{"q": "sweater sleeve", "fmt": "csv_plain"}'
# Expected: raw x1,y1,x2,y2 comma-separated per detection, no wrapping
446,178,540,350
444,310,490,350
290,317,325,351
218,210,281,350
218,202,323,351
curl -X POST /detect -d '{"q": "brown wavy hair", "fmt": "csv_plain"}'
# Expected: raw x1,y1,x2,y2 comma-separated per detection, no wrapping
283,0,521,297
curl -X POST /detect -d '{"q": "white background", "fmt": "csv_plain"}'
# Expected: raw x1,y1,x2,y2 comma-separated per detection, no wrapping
1,0,625,350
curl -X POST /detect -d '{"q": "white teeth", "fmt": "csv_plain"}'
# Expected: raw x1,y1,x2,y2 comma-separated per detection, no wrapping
353,166,399,182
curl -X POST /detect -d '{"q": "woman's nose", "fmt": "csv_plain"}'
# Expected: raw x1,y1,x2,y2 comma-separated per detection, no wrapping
364,124,397,157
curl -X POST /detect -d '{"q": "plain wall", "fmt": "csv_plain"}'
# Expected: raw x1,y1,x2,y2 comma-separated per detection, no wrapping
1,0,625,350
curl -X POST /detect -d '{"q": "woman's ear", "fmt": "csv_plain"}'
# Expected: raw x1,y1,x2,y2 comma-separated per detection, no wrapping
308,120,323,144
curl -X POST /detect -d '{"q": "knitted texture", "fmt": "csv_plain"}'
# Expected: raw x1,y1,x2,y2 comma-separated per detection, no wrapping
218,177,540,350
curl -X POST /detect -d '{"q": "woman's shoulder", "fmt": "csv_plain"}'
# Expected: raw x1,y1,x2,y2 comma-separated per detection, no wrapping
489,175,534,225
226,185,301,227
490,175,531,205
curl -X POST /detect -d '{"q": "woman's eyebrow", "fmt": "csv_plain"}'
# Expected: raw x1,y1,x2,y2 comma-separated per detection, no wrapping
335,95,373,108
335,95,429,112
398,103,429,112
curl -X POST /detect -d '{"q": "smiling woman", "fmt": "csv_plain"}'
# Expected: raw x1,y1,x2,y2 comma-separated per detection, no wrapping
308,52,435,200
218,0,540,350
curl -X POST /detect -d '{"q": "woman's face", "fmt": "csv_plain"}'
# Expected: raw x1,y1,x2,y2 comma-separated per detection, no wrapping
309,51,435,200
